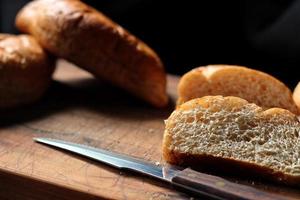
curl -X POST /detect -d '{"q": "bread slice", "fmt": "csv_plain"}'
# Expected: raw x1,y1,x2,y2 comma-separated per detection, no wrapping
163,96,300,185
16,0,168,108
0,34,54,108
293,82,300,113
177,65,299,114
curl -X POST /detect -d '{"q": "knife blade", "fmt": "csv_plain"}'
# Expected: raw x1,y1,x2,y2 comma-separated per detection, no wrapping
33,138,290,200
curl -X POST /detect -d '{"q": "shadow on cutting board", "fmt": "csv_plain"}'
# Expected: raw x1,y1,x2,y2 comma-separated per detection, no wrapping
0,55,178,127
0,68,176,128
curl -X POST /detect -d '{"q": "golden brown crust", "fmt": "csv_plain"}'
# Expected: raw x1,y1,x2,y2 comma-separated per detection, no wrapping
16,0,168,107
0,34,54,109
177,65,299,114
294,82,300,112
163,96,300,186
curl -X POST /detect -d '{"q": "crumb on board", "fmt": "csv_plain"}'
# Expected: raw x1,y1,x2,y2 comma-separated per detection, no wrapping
155,161,160,166
148,129,154,133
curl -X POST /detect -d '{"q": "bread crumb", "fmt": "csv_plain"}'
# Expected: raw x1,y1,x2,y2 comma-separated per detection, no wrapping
155,161,160,166
148,129,154,133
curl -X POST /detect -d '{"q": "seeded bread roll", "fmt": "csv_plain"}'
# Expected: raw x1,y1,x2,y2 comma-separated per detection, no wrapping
294,82,300,112
177,65,299,114
0,34,54,109
16,0,168,108
163,96,300,185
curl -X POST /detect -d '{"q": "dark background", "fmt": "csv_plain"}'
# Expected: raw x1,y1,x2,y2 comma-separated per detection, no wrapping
1,0,299,88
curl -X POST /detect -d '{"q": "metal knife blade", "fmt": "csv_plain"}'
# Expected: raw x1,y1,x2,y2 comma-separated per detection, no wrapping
33,138,179,182
33,138,291,200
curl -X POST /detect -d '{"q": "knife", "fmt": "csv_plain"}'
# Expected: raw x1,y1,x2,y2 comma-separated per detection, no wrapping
34,138,290,200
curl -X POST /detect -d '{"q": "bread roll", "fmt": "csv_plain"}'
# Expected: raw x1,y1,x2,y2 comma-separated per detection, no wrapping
177,65,299,114
16,0,168,108
163,96,300,185
0,34,54,109
294,82,300,112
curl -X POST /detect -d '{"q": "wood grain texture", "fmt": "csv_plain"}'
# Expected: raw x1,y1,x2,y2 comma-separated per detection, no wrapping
0,60,300,200
0,60,187,200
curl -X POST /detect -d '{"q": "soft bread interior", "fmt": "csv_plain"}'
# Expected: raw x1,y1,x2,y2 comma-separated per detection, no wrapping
164,96,300,176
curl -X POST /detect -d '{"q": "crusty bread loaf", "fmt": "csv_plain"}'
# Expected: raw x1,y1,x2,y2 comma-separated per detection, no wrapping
0,34,54,109
16,0,168,108
163,96,300,185
177,65,299,114
293,82,300,112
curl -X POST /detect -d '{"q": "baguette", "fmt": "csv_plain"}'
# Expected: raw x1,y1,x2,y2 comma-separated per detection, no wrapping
294,82,300,112
163,96,300,185
16,0,168,108
177,65,299,114
0,34,54,109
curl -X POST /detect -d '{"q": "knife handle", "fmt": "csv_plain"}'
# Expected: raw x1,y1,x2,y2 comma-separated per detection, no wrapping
171,168,289,200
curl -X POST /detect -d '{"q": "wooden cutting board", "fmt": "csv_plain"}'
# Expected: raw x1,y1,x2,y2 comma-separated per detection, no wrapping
0,60,300,200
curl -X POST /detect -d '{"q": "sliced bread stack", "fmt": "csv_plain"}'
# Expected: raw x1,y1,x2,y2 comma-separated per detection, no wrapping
163,65,300,185
163,96,300,185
